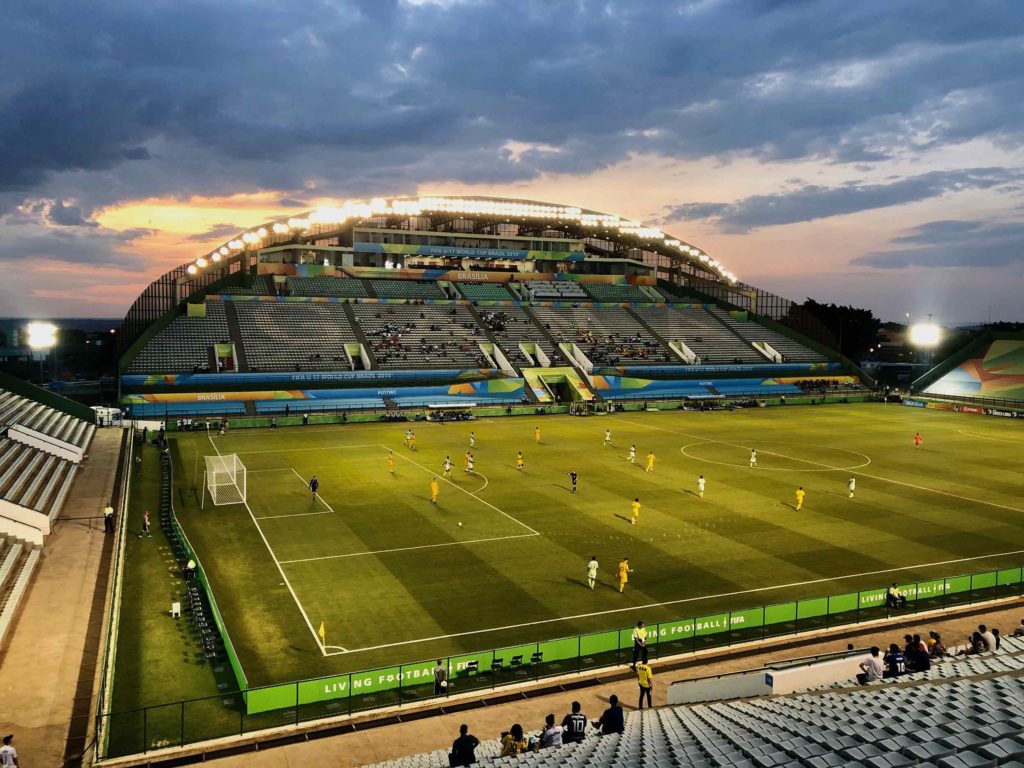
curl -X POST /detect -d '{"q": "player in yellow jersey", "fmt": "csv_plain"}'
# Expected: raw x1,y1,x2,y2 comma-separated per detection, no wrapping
645,451,655,473
409,431,416,450
630,497,641,525
795,486,805,510
516,451,524,471
430,477,439,504
535,426,541,444
387,451,395,474
618,558,634,593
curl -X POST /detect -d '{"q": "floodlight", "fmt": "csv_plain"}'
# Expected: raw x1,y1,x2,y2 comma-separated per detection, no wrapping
909,323,941,347
26,321,58,350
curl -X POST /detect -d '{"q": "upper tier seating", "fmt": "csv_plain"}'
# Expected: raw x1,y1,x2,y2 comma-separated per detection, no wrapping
477,308,565,367
351,305,488,369
584,284,654,303
457,283,516,302
219,276,274,295
707,308,825,363
234,302,360,372
370,280,447,300
525,281,588,301
0,438,77,520
0,390,94,449
126,302,230,374
635,306,764,364
530,307,674,365
286,276,368,298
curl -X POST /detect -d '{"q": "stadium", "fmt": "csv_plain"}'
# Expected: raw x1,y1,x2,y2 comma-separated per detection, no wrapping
3,195,1024,768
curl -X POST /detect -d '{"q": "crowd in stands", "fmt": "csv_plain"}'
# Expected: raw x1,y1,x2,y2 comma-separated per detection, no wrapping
360,308,489,368
857,620,1003,684
795,378,866,395
569,328,674,366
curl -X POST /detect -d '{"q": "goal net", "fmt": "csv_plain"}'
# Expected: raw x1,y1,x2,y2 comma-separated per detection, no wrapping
205,453,247,506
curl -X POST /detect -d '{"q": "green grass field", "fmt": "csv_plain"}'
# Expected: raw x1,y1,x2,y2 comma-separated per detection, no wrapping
156,403,1024,690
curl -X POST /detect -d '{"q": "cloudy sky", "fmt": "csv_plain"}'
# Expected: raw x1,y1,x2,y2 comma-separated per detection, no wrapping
2,0,1023,322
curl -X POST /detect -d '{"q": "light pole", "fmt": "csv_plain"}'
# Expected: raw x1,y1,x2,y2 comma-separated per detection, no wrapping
26,322,58,384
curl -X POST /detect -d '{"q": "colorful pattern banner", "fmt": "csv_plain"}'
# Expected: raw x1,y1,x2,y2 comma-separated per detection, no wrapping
122,369,504,388
354,242,586,261
924,338,1024,402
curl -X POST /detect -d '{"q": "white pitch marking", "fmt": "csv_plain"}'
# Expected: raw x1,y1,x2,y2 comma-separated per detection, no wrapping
207,436,332,655
232,444,381,454
957,429,1024,445
328,547,1024,655
290,467,336,513
680,441,871,473
279,533,537,564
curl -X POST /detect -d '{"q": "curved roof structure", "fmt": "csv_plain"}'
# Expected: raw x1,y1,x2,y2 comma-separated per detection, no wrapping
184,195,737,285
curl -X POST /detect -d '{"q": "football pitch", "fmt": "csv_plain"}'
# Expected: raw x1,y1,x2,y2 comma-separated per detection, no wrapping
167,403,1024,687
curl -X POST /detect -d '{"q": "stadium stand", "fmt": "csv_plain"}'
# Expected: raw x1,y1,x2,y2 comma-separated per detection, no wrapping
525,281,589,301
126,301,230,374
0,389,94,449
370,279,447,300
477,308,565,367
234,302,360,371
634,306,764,364
0,439,77,520
583,284,655,303
285,276,368,298
219,276,275,295
531,307,674,365
457,282,517,302
351,304,489,368
707,307,825,363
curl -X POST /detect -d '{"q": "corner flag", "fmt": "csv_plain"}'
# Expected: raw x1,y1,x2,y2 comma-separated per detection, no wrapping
318,621,326,644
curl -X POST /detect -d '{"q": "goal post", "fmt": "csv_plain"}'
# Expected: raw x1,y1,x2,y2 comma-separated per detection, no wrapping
205,453,247,506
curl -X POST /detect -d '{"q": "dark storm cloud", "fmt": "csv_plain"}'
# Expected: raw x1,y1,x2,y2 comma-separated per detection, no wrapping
663,168,1023,233
0,0,1022,211
853,219,1024,268
47,200,97,227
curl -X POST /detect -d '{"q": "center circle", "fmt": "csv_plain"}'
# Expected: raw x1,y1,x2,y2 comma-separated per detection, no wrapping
679,440,871,472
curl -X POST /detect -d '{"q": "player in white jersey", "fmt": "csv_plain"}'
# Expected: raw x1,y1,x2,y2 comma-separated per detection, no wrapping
848,477,856,498
697,474,705,498
604,429,612,447
587,556,599,590
750,449,757,468
628,444,636,463
469,431,475,448
443,456,453,478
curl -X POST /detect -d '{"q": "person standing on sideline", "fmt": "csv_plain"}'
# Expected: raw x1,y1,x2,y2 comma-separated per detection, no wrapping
795,486,805,510
270,415,277,430
0,734,18,767
848,477,856,498
449,724,479,767
636,661,654,709
433,659,448,695
134,453,142,474
139,510,151,538
631,621,648,668
103,501,115,534
697,474,706,498
561,702,588,743
587,555,599,590
309,475,319,501
142,425,149,445
750,448,757,467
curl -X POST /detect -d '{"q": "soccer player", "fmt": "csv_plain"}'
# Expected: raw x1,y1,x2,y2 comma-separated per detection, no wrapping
631,497,641,525
750,449,757,468
516,450,524,471
568,470,578,493
469,431,476,448
535,426,541,444
795,486,805,510
464,449,471,470
848,477,856,498
604,429,612,447
587,555,599,590
430,477,439,504
645,451,655,473
617,558,634,593
387,451,395,475
914,432,922,448
697,474,706,499
404,428,413,447
466,453,475,475
409,431,416,450
443,455,453,478
309,475,319,500
628,444,636,464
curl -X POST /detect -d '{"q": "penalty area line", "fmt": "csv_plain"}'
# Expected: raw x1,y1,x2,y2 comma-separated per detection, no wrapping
278,532,537,564
326,546,1024,655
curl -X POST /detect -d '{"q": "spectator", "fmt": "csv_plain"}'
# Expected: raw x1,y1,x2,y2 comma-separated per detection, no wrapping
0,735,17,767
1012,619,1024,638
561,701,588,744
857,646,883,685
433,659,448,695
636,661,654,710
500,724,527,757
979,624,997,652
956,632,986,657
183,559,197,580
993,627,1002,651
449,724,478,766
540,713,564,749
594,694,625,734
930,632,947,658
883,643,906,679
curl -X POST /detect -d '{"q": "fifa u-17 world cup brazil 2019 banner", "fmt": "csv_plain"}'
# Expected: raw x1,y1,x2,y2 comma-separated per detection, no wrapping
596,362,842,377
120,369,505,388
354,242,586,261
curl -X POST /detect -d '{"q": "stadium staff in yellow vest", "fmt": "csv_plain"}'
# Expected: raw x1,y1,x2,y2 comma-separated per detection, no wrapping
103,501,115,534
636,661,654,710
631,620,649,668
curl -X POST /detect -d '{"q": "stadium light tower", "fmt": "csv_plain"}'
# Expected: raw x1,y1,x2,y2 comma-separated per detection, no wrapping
26,321,58,383
908,315,941,366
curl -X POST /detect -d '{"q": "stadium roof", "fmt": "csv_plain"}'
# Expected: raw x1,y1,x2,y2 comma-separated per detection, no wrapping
185,195,737,285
